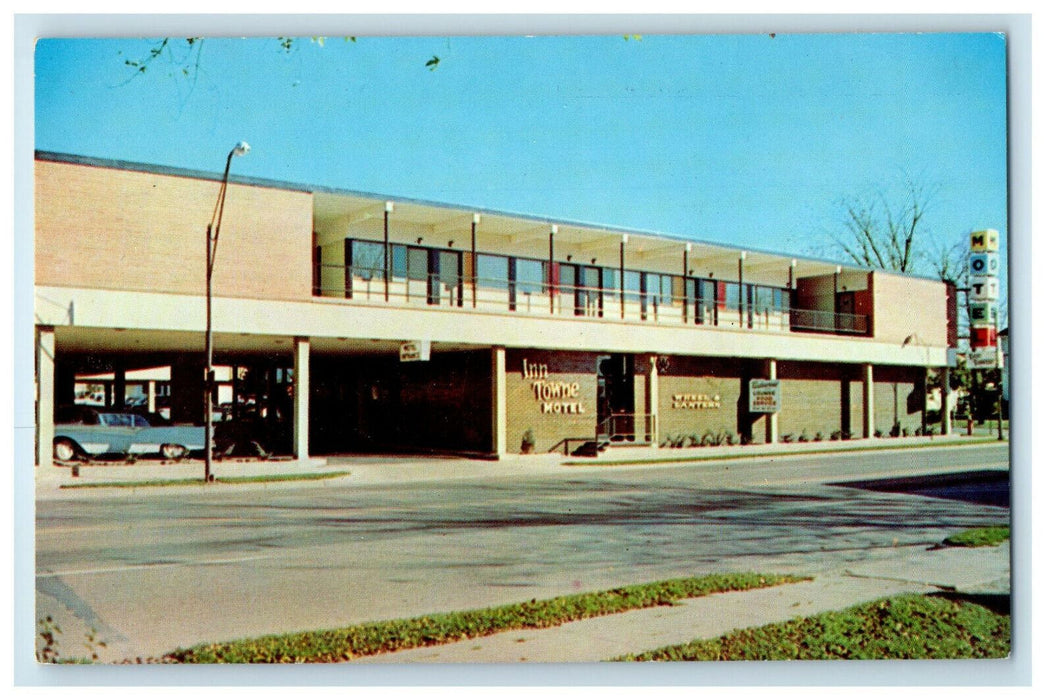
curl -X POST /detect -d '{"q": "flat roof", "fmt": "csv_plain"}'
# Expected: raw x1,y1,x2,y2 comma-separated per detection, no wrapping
36,149,937,281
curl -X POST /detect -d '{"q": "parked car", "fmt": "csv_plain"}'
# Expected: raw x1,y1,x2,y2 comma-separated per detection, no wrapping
53,406,206,461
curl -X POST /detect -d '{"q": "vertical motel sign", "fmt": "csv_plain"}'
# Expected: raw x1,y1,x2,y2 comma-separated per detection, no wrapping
966,229,1002,369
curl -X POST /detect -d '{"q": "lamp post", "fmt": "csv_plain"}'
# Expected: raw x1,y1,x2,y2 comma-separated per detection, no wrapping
205,141,250,482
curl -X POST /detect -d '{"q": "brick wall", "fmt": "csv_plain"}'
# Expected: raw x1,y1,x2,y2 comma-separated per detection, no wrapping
506,349,598,453
36,159,314,302
777,361,861,439
656,356,746,440
873,365,926,435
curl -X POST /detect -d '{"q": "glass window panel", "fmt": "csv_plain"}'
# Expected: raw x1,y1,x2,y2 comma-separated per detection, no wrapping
438,250,460,286
408,248,429,281
725,283,740,309
390,245,407,280
515,259,544,295
351,240,384,280
476,254,508,289
661,275,673,305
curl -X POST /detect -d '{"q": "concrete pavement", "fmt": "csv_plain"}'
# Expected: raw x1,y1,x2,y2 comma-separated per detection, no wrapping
33,437,1010,663
35,433,993,494
356,542,1011,663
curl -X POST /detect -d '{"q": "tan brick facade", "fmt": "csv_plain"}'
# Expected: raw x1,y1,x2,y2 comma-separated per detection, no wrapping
506,350,598,453
35,160,313,302
655,356,745,441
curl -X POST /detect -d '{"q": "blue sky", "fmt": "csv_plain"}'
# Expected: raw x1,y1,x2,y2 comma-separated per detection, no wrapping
34,32,1008,278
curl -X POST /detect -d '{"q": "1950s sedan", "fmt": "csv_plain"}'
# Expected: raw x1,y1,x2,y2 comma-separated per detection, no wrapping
53,406,206,461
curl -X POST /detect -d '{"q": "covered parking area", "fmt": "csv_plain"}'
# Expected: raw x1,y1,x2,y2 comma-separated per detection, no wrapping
36,325,504,466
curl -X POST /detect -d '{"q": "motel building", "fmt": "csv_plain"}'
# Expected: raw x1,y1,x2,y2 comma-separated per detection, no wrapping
33,151,958,467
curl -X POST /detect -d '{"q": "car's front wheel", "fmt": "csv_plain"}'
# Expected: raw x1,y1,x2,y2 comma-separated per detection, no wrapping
160,443,188,461
54,438,78,462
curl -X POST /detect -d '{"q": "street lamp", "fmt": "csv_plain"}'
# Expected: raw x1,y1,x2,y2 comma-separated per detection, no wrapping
205,141,250,482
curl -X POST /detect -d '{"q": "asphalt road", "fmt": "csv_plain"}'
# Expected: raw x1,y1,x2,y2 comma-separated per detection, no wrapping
34,443,1010,662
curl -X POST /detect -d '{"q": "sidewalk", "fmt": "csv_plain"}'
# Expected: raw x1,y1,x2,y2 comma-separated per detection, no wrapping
354,541,1011,663
35,433,997,493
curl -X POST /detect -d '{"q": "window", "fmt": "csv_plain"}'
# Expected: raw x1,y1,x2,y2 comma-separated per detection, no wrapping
515,259,545,296
476,254,509,290
350,240,385,280
694,279,717,325
390,245,408,280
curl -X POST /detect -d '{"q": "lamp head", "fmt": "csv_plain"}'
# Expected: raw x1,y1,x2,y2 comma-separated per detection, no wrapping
231,141,251,157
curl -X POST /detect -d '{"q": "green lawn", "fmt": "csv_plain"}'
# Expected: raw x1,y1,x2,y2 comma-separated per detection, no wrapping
166,573,806,663
617,594,1009,661
943,525,1010,548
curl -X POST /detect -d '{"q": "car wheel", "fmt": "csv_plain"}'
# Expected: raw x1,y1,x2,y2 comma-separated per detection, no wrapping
54,438,78,462
160,444,187,461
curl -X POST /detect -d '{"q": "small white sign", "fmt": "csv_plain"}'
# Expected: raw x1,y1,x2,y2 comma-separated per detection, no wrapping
399,340,431,362
749,379,781,413
966,347,1001,369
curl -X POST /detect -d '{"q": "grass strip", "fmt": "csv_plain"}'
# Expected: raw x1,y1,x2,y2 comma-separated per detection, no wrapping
617,594,1009,661
167,572,806,663
567,438,1002,467
59,471,351,489
942,525,1010,548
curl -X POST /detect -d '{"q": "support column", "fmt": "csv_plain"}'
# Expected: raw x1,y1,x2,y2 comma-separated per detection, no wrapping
114,364,127,411
862,363,875,439
765,358,778,444
940,366,953,435
37,327,55,468
293,337,311,460
147,380,157,414
492,346,507,457
648,355,660,444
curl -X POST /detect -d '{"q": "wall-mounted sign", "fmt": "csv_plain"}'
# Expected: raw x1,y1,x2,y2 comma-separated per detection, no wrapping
522,358,584,414
671,393,721,409
967,347,1002,369
399,340,431,362
748,379,781,413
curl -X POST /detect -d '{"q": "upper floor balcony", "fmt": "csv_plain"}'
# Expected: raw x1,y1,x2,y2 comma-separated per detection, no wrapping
312,240,872,338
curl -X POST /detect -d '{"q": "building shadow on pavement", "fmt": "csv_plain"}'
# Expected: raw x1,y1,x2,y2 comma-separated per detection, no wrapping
830,470,1010,508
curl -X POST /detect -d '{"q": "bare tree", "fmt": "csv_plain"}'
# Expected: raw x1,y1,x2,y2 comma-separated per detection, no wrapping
829,176,938,275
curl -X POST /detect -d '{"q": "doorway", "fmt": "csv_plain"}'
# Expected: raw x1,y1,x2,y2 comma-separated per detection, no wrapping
597,354,635,441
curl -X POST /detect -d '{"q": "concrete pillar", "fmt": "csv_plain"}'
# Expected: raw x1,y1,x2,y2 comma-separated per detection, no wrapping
492,346,507,457
765,358,778,444
293,337,311,460
940,366,953,435
170,357,205,424
114,364,127,410
37,327,56,468
55,365,75,409
862,363,875,439
148,380,157,414
647,355,660,444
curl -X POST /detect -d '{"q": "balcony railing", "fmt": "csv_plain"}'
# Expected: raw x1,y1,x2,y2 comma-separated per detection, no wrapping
313,263,871,337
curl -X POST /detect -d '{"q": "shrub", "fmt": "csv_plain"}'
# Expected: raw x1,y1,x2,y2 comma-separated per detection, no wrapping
781,433,794,444
830,430,841,441
798,433,810,443
814,432,823,442
688,433,702,447
520,429,535,454
701,431,715,447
